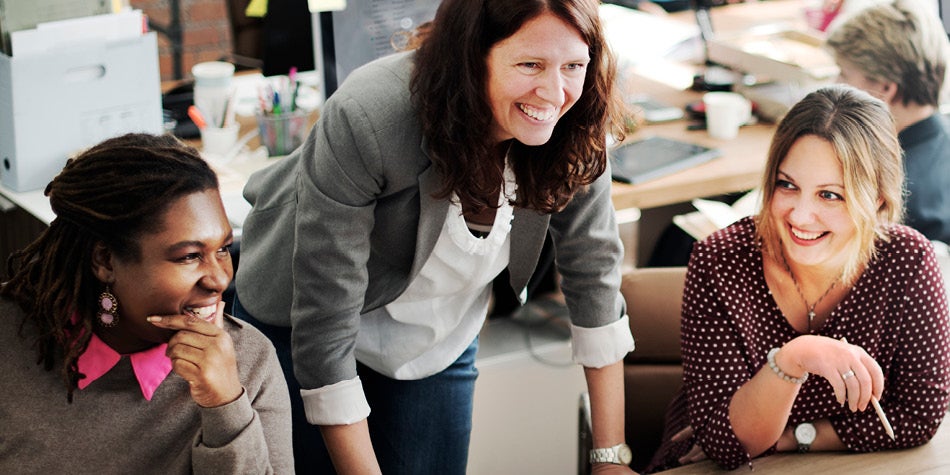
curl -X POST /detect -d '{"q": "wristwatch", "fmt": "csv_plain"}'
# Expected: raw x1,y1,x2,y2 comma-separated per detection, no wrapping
590,442,633,465
795,422,817,453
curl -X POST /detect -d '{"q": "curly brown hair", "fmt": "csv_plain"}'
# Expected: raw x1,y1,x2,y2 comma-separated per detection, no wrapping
410,0,625,214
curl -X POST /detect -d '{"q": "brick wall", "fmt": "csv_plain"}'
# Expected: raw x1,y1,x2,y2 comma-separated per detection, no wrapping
131,0,233,81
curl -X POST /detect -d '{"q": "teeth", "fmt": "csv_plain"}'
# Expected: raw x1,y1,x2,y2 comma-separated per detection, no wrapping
519,104,555,121
791,228,823,240
184,304,216,319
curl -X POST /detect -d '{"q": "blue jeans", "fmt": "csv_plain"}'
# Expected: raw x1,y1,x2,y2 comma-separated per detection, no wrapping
233,295,478,474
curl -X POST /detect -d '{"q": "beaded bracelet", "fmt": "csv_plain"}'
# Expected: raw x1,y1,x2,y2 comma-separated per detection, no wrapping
767,347,808,384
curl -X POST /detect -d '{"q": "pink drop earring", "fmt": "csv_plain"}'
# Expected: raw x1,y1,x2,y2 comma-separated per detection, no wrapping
98,285,119,327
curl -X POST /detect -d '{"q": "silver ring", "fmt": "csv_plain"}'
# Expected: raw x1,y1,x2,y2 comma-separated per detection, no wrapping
841,369,855,381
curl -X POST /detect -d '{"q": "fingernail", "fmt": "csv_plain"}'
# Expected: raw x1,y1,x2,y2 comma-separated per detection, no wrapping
147,316,162,323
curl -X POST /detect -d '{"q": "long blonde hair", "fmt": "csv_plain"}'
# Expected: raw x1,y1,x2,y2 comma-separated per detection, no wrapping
755,85,904,282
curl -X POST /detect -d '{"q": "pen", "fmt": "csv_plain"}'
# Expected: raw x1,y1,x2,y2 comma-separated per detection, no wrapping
289,66,299,112
221,93,235,128
272,91,282,116
840,337,896,440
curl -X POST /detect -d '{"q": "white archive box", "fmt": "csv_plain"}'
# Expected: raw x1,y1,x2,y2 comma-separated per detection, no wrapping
0,32,163,192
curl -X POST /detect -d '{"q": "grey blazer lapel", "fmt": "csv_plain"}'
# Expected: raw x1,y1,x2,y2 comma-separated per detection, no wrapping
411,164,449,281
509,208,550,302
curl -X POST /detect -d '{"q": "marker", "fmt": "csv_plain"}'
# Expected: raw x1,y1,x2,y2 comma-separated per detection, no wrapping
187,105,207,130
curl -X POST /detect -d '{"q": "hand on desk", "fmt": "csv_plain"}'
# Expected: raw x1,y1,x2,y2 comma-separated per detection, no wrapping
671,426,707,465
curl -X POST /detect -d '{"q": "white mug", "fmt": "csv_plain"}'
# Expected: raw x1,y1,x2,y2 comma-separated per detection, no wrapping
703,92,752,140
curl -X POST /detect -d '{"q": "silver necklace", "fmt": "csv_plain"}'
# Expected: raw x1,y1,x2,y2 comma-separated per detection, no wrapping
780,249,841,332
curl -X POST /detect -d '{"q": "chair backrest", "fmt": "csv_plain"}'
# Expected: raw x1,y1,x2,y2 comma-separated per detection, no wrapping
577,267,689,475
622,267,686,364
621,267,687,472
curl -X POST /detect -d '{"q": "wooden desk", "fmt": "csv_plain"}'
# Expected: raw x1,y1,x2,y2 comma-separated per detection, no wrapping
656,417,950,474
609,0,810,211
610,73,775,211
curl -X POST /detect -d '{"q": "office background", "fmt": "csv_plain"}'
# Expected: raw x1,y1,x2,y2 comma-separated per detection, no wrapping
129,0,313,81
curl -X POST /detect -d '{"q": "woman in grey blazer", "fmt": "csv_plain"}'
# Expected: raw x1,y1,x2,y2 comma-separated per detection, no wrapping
235,0,638,473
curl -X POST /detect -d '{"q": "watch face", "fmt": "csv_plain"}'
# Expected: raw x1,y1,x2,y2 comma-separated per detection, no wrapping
795,423,817,444
617,444,633,465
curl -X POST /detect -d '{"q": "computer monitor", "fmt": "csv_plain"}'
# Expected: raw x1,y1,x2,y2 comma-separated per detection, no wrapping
310,0,442,100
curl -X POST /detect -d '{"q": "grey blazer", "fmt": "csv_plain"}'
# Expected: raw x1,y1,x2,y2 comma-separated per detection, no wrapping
235,52,625,389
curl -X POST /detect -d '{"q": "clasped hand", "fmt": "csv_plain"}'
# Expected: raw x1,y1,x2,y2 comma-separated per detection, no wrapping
147,302,243,408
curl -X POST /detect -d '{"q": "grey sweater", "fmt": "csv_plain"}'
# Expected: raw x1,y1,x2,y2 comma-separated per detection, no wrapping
0,298,294,474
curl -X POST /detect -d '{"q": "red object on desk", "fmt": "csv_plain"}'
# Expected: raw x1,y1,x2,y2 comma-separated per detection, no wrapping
187,105,207,130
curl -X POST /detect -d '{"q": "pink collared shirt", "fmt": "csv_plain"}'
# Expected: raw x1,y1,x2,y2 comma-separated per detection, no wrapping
76,333,172,400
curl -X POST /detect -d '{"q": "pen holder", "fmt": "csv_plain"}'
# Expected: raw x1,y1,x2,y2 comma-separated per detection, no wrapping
256,110,309,157
200,124,240,157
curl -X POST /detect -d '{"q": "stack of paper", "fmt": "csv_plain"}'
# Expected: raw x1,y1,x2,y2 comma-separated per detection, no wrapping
673,189,762,241
0,0,113,55
599,4,702,67
9,9,144,58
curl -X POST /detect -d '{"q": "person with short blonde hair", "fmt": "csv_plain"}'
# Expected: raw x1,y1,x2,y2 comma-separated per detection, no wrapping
826,0,950,244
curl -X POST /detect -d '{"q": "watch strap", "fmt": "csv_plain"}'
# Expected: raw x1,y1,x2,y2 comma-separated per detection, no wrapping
590,447,619,464
589,442,631,465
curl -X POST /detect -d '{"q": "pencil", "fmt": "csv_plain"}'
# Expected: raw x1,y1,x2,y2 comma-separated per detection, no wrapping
840,337,896,440
870,396,896,440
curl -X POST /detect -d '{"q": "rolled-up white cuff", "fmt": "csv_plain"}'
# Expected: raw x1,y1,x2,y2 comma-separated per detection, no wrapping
301,376,371,425
570,315,635,368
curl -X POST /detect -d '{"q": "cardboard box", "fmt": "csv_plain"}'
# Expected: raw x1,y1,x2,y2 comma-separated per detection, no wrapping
0,32,162,192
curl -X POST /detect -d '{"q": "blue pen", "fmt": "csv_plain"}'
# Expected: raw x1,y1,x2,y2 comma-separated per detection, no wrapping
272,91,282,116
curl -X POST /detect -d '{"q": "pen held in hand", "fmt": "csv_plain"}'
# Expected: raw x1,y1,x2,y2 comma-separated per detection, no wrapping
870,397,896,440
840,337,896,440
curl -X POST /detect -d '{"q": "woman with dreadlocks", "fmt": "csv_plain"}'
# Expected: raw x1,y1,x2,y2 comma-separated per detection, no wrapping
0,133,293,474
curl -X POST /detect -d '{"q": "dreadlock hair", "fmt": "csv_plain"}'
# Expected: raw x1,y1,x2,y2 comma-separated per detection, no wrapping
410,0,626,214
0,133,219,402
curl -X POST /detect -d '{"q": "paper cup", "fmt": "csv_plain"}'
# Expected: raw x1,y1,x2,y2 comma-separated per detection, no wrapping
192,61,235,129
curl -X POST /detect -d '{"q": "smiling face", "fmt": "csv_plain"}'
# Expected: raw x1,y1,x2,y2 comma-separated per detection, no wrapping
770,135,857,271
98,189,234,352
485,11,589,145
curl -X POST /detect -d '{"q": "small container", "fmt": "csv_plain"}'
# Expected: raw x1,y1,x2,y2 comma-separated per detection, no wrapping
256,110,309,157
200,123,240,157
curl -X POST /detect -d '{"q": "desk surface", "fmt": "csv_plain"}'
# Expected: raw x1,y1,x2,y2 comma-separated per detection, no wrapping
657,416,950,474
609,73,774,210
609,0,811,210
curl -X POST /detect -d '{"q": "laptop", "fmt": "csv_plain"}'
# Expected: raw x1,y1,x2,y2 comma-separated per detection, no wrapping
609,136,721,184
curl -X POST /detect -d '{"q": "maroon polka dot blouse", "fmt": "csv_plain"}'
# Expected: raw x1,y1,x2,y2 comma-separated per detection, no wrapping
649,217,950,471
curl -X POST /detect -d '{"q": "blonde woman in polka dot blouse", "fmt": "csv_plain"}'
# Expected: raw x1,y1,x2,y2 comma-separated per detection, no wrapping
648,85,950,472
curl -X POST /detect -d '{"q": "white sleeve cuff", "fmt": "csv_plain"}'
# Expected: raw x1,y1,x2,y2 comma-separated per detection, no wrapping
300,376,371,425
570,315,635,368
